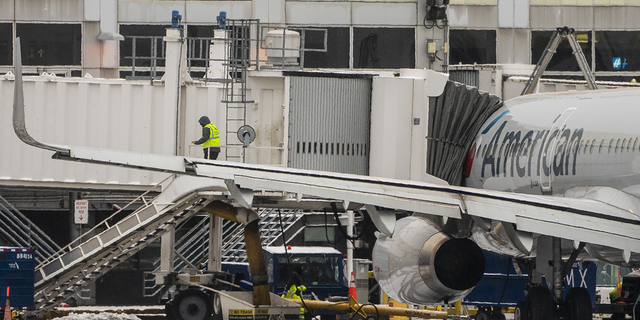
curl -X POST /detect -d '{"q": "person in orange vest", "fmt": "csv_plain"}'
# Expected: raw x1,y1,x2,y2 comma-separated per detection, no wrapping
192,116,220,160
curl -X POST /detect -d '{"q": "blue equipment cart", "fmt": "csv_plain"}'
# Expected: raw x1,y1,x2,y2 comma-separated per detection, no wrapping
0,247,35,311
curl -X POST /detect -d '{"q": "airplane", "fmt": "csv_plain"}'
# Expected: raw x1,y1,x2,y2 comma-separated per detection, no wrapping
10,37,640,320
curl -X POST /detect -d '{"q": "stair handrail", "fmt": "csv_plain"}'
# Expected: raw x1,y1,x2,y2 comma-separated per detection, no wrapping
35,175,173,269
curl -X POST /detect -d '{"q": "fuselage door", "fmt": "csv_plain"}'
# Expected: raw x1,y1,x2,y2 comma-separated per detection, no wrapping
539,108,576,194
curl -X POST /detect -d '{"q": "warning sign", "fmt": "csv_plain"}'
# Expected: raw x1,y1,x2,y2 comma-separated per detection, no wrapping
74,199,89,224
228,309,271,320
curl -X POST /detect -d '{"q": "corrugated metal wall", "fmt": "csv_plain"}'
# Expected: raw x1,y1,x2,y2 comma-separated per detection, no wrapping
448,70,479,87
288,76,371,175
0,75,224,189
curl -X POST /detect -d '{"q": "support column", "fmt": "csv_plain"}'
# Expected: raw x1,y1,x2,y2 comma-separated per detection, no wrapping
552,237,563,303
208,216,223,272
347,210,356,300
68,192,82,246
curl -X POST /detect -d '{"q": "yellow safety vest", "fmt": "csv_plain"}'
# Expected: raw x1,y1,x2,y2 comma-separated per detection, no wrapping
282,285,306,320
202,123,220,149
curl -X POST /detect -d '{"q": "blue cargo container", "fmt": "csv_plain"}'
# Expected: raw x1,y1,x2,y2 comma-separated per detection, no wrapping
0,247,35,311
464,250,597,307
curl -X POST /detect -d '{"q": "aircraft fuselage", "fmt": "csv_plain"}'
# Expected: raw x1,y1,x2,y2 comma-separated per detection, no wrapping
465,88,640,198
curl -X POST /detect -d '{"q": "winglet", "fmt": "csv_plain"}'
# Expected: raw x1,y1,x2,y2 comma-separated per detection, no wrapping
12,37,70,155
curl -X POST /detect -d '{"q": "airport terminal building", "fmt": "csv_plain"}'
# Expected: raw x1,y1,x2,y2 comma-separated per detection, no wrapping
0,0,639,81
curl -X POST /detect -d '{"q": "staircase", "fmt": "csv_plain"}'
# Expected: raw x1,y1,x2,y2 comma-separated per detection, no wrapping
142,208,305,300
30,176,223,318
0,195,60,264
221,208,304,262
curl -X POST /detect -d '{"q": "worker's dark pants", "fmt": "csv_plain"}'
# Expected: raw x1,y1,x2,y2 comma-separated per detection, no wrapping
203,147,220,160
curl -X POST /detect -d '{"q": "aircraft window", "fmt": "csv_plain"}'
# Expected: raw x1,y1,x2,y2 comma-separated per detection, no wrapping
616,139,621,153
634,138,639,151
622,138,627,152
583,140,588,154
600,140,605,153
609,139,614,153
592,139,597,154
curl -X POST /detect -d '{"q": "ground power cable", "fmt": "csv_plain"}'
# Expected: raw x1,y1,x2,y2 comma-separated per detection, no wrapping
347,303,379,320
329,203,365,249
277,209,316,319
495,258,511,316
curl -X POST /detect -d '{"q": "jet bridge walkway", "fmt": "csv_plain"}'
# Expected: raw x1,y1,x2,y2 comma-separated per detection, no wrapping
30,176,228,318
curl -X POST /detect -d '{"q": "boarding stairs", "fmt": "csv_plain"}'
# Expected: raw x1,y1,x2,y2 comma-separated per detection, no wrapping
0,195,60,265
142,208,305,299
522,26,598,95
221,208,304,261
29,176,224,318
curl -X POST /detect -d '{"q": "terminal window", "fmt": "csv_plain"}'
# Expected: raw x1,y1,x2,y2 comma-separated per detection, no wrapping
595,31,640,72
16,23,81,66
119,24,168,70
0,23,11,65
531,30,592,72
187,25,218,70
353,27,415,69
300,27,349,69
449,29,496,65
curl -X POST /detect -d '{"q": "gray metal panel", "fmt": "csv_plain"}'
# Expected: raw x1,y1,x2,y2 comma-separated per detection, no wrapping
448,5,499,28
530,6,593,30
288,76,371,175
448,70,479,87
594,7,640,29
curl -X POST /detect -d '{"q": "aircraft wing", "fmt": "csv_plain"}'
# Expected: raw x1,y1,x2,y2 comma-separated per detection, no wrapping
11,38,640,265
46,145,640,260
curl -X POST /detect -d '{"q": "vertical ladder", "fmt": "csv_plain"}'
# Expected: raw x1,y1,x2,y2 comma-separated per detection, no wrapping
223,20,258,162
522,26,598,95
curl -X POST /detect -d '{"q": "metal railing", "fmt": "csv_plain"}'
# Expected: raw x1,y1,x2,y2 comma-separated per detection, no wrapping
0,195,61,264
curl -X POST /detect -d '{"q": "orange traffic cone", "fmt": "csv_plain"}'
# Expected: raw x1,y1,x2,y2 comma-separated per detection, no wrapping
348,272,357,301
3,287,10,320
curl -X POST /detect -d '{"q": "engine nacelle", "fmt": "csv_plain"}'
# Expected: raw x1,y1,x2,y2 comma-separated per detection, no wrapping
372,215,485,304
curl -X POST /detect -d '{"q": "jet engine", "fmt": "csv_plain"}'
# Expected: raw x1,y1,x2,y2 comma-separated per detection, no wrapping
372,215,485,304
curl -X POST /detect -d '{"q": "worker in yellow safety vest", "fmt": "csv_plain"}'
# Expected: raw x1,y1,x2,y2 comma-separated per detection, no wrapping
192,116,220,160
282,272,306,320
